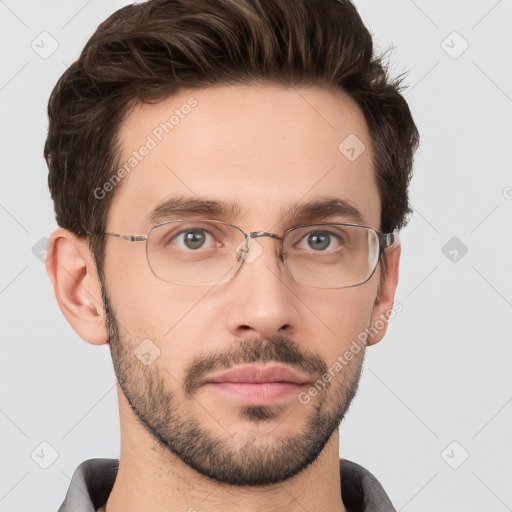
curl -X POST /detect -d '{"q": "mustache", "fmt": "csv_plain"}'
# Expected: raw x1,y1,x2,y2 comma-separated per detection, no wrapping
183,336,328,398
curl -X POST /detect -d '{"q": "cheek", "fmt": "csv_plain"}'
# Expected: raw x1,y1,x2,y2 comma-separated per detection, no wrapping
104,243,191,333
309,287,376,362
104,252,216,370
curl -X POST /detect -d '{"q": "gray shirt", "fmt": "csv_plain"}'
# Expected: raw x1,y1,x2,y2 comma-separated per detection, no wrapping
57,458,396,512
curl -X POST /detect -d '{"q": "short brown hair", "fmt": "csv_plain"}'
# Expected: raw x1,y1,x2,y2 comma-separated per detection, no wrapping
44,0,419,277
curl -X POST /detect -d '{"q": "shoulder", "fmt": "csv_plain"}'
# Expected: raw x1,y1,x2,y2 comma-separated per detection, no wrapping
339,458,396,512
57,458,119,512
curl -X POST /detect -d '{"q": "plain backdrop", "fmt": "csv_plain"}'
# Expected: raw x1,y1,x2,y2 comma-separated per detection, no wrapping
1,1,511,511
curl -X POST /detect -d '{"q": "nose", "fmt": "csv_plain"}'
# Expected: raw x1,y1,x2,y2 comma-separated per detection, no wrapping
225,235,300,340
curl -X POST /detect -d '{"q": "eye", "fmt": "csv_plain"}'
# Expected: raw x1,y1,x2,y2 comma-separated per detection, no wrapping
296,230,344,252
171,228,217,250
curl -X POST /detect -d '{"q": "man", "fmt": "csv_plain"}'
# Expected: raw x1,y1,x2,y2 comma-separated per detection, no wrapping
44,0,419,510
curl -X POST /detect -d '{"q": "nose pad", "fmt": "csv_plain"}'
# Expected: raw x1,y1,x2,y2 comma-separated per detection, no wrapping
235,236,265,264
235,234,283,266
235,237,249,263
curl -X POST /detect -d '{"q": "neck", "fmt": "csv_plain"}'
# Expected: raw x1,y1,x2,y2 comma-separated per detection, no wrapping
103,393,347,512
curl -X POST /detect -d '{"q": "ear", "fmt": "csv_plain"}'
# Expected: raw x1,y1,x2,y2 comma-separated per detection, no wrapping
366,234,401,347
45,228,108,345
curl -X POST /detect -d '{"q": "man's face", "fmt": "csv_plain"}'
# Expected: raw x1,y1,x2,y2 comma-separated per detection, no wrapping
102,85,388,485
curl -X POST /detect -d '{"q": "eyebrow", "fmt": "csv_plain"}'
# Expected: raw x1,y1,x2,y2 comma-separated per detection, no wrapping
147,195,365,227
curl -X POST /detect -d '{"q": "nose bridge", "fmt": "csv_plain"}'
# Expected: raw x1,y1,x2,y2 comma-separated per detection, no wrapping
227,229,298,340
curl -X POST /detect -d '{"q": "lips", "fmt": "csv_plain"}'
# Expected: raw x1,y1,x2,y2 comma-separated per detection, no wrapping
203,365,311,385
201,365,313,404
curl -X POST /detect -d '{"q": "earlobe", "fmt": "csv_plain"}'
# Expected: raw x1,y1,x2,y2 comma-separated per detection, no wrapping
45,228,108,345
367,237,401,347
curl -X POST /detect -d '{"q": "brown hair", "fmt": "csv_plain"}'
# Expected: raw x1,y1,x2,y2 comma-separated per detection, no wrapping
44,0,419,279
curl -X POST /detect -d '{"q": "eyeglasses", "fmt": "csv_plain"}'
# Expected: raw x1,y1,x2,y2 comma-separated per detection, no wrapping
98,219,397,289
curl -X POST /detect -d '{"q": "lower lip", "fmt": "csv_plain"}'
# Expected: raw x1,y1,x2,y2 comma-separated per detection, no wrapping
204,382,307,404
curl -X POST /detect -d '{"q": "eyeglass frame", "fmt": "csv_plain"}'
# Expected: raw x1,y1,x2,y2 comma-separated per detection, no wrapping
91,219,398,289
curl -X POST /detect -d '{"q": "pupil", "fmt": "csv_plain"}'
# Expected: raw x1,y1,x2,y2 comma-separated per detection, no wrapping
308,232,329,251
185,230,205,249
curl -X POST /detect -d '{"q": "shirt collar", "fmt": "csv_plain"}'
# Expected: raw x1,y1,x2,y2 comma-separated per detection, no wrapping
58,458,396,512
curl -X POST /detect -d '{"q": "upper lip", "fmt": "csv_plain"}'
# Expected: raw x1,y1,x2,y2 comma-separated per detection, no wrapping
203,365,311,385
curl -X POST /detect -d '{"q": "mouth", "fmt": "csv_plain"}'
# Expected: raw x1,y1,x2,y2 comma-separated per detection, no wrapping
201,365,311,404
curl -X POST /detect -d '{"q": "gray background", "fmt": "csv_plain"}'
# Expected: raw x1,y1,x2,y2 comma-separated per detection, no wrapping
1,1,511,510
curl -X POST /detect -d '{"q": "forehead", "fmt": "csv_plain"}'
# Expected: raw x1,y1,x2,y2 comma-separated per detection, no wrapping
108,84,381,232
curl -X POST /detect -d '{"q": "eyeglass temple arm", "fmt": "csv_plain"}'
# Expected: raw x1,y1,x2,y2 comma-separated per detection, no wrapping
103,232,147,242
